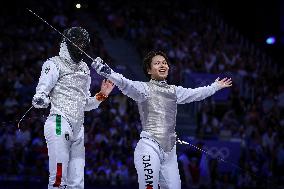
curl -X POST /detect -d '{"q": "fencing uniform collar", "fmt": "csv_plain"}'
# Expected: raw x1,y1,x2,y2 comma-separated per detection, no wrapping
150,79,169,88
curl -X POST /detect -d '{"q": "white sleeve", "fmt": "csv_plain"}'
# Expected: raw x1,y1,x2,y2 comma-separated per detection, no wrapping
84,76,101,111
108,72,149,102
35,60,59,97
176,82,223,104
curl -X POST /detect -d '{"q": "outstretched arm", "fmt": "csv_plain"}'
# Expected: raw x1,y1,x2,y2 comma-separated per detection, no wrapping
91,57,149,102
177,77,232,104
32,60,59,108
85,79,115,111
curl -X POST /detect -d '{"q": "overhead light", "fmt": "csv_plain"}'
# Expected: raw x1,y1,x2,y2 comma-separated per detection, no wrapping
76,3,81,9
266,36,276,45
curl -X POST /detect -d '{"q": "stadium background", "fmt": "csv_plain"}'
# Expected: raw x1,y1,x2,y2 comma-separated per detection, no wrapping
0,0,283,188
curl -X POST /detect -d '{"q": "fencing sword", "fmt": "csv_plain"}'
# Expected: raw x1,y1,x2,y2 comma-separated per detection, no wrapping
1,111,46,129
17,106,34,129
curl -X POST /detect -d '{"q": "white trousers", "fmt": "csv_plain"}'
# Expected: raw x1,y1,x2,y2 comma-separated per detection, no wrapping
44,114,85,189
134,132,181,189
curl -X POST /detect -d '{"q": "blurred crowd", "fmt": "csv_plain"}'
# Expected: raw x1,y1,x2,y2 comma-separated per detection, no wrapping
1,0,284,188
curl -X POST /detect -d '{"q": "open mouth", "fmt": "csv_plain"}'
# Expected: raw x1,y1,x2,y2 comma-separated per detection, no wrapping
159,69,167,74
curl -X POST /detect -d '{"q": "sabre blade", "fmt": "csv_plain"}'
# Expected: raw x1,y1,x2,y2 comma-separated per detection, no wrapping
17,106,34,129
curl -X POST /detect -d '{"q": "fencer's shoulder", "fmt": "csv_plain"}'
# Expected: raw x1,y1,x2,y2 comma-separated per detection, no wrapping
45,56,60,70
174,85,183,90
141,81,151,87
169,84,176,90
47,56,60,63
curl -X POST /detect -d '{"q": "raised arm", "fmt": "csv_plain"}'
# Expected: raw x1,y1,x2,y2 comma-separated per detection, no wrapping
85,79,115,111
91,57,149,102
176,77,232,104
32,60,59,108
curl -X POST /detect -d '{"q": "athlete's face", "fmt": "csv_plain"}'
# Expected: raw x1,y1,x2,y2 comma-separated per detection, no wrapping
148,55,169,81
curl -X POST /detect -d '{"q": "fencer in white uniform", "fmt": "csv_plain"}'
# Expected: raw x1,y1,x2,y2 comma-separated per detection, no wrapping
32,27,114,189
91,51,232,189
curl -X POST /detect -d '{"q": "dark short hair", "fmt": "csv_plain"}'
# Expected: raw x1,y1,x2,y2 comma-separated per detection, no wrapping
142,51,169,79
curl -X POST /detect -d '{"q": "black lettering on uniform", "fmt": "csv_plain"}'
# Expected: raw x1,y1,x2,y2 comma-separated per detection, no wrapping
142,155,150,161
146,180,153,186
144,168,153,175
143,162,151,168
145,174,153,180
142,154,153,187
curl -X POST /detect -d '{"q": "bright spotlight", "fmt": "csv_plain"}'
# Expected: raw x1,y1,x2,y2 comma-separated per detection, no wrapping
76,3,81,9
266,36,276,45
